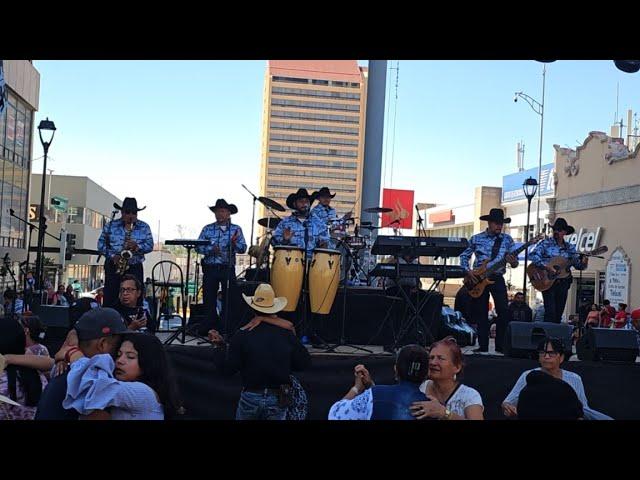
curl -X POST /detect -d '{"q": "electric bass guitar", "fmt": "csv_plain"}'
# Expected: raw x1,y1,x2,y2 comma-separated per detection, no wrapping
526,245,608,292
464,234,544,298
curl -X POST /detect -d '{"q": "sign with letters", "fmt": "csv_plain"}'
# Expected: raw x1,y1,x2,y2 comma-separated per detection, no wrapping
605,247,631,306
502,163,555,203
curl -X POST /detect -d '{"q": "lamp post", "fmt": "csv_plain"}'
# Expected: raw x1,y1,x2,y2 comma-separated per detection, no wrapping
514,64,546,235
522,177,538,303
35,117,56,291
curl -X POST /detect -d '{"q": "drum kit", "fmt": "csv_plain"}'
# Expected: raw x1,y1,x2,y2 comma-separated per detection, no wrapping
242,194,396,313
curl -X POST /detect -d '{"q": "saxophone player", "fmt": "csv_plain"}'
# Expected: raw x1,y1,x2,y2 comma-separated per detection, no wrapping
98,197,154,307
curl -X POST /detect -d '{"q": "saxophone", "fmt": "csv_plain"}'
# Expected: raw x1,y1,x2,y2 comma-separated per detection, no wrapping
116,222,134,276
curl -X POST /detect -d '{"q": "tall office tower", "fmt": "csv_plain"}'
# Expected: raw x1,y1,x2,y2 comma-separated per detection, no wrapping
258,60,368,238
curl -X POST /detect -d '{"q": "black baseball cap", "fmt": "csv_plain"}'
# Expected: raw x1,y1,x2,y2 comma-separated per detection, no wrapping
74,307,133,341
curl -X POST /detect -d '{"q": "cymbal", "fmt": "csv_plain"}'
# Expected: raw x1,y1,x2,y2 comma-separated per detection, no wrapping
258,196,285,212
364,206,392,213
258,217,281,229
359,224,381,230
360,221,372,226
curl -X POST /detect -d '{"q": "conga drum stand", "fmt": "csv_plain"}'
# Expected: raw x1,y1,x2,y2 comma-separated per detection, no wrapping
325,239,372,354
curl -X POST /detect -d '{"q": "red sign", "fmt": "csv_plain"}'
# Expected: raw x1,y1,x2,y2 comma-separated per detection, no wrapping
429,210,454,224
381,188,414,229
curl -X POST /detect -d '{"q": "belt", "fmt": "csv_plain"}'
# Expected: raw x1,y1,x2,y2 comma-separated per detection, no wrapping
243,387,280,395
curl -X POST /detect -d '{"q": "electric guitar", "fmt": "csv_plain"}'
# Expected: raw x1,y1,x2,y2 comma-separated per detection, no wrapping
464,234,544,298
526,245,608,292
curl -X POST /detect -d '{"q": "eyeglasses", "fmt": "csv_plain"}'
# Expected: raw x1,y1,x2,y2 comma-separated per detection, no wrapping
119,287,138,293
538,350,560,358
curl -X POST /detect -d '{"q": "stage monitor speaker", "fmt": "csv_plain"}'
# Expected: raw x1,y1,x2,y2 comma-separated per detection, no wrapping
30,304,71,328
504,322,573,359
576,327,639,363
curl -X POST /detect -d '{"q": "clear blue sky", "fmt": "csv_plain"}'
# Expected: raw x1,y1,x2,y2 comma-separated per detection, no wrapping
33,60,640,240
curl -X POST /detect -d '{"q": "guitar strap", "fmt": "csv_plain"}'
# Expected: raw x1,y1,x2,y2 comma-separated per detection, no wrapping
490,235,503,261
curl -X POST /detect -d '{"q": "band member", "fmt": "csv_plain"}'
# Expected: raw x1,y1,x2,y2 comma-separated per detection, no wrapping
196,199,247,333
98,197,153,308
310,187,351,247
273,188,329,257
529,218,588,323
460,208,518,354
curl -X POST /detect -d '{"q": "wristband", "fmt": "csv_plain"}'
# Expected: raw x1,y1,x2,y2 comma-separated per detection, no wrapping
351,386,361,395
64,347,81,364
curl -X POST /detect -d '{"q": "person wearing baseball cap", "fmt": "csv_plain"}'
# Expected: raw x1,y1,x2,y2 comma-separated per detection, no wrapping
35,308,131,420
208,283,311,420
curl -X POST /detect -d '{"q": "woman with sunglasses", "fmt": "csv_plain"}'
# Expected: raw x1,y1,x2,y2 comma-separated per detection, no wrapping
502,337,612,420
410,337,484,420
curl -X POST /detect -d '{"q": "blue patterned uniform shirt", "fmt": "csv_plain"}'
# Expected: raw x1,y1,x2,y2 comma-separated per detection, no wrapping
311,204,344,248
97,219,154,265
459,230,516,275
196,222,247,266
273,214,330,257
529,237,585,271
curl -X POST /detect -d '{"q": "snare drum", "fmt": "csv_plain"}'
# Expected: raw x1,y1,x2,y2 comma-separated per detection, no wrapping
271,246,305,312
309,248,341,314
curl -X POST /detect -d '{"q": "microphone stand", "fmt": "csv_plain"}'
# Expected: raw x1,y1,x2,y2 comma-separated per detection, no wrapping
241,184,258,274
415,205,427,237
223,220,234,339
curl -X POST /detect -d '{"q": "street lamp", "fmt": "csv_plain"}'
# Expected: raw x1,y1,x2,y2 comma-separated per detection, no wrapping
35,117,56,291
522,176,538,303
514,64,546,236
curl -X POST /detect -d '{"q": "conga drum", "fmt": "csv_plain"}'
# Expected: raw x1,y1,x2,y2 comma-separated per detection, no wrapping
270,246,305,312
309,248,341,314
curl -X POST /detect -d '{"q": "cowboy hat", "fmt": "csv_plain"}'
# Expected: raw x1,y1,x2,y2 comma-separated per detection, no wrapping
286,188,313,210
208,199,238,214
113,197,146,212
242,283,287,314
479,208,511,224
549,217,575,235
312,187,336,200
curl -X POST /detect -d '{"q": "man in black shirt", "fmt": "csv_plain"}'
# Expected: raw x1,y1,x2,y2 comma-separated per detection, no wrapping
35,308,130,420
507,292,533,323
208,283,311,420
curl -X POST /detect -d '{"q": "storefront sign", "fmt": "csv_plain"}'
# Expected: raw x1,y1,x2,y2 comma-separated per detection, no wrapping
566,227,603,253
605,247,631,306
502,163,555,203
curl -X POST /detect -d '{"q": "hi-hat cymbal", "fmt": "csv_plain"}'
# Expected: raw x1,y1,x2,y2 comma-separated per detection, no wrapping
360,221,372,226
364,206,392,213
360,224,381,230
258,217,281,229
258,196,286,212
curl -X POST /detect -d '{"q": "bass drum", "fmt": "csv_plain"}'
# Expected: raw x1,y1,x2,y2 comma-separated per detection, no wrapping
271,246,305,312
309,248,341,314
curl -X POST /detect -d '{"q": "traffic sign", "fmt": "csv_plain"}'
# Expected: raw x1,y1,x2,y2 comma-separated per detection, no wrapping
51,195,68,212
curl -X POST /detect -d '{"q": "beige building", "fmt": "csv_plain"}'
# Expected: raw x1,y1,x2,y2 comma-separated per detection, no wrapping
258,61,368,227
549,128,640,314
0,60,40,290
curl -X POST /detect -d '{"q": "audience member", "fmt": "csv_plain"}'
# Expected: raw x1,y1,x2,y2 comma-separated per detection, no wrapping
517,370,583,420
35,307,126,420
502,337,612,420
586,304,600,327
208,283,311,420
507,292,532,323
411,337,484,420
0,318,46,420
61,330,181,420
600,299,616,328
114,275,155,333
51,284,70,307
613,303,628,329
328,344,430,420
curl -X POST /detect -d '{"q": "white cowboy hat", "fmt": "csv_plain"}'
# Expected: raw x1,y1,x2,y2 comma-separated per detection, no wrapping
242,283,287,315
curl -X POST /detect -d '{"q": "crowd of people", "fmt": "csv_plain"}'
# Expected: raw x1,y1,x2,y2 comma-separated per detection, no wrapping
0,276,619,421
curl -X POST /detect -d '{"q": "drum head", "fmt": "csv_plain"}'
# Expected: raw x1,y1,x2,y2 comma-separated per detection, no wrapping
273,245,305,252
313,248,340,255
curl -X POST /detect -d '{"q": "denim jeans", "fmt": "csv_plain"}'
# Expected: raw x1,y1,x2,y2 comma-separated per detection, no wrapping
235,391,287,420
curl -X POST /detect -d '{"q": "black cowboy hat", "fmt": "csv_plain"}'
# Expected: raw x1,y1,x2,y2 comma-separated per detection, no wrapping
286,188,313,209
209,199,238,214
312,187,336,200
479,208,511,224
113,197,146,212
550,217,575,235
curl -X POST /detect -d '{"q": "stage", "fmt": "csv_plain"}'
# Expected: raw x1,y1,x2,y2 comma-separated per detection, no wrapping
166,344,640,420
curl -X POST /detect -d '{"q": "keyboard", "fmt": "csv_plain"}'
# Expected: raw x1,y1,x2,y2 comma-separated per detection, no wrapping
370,263,466,280
371,236,468,257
